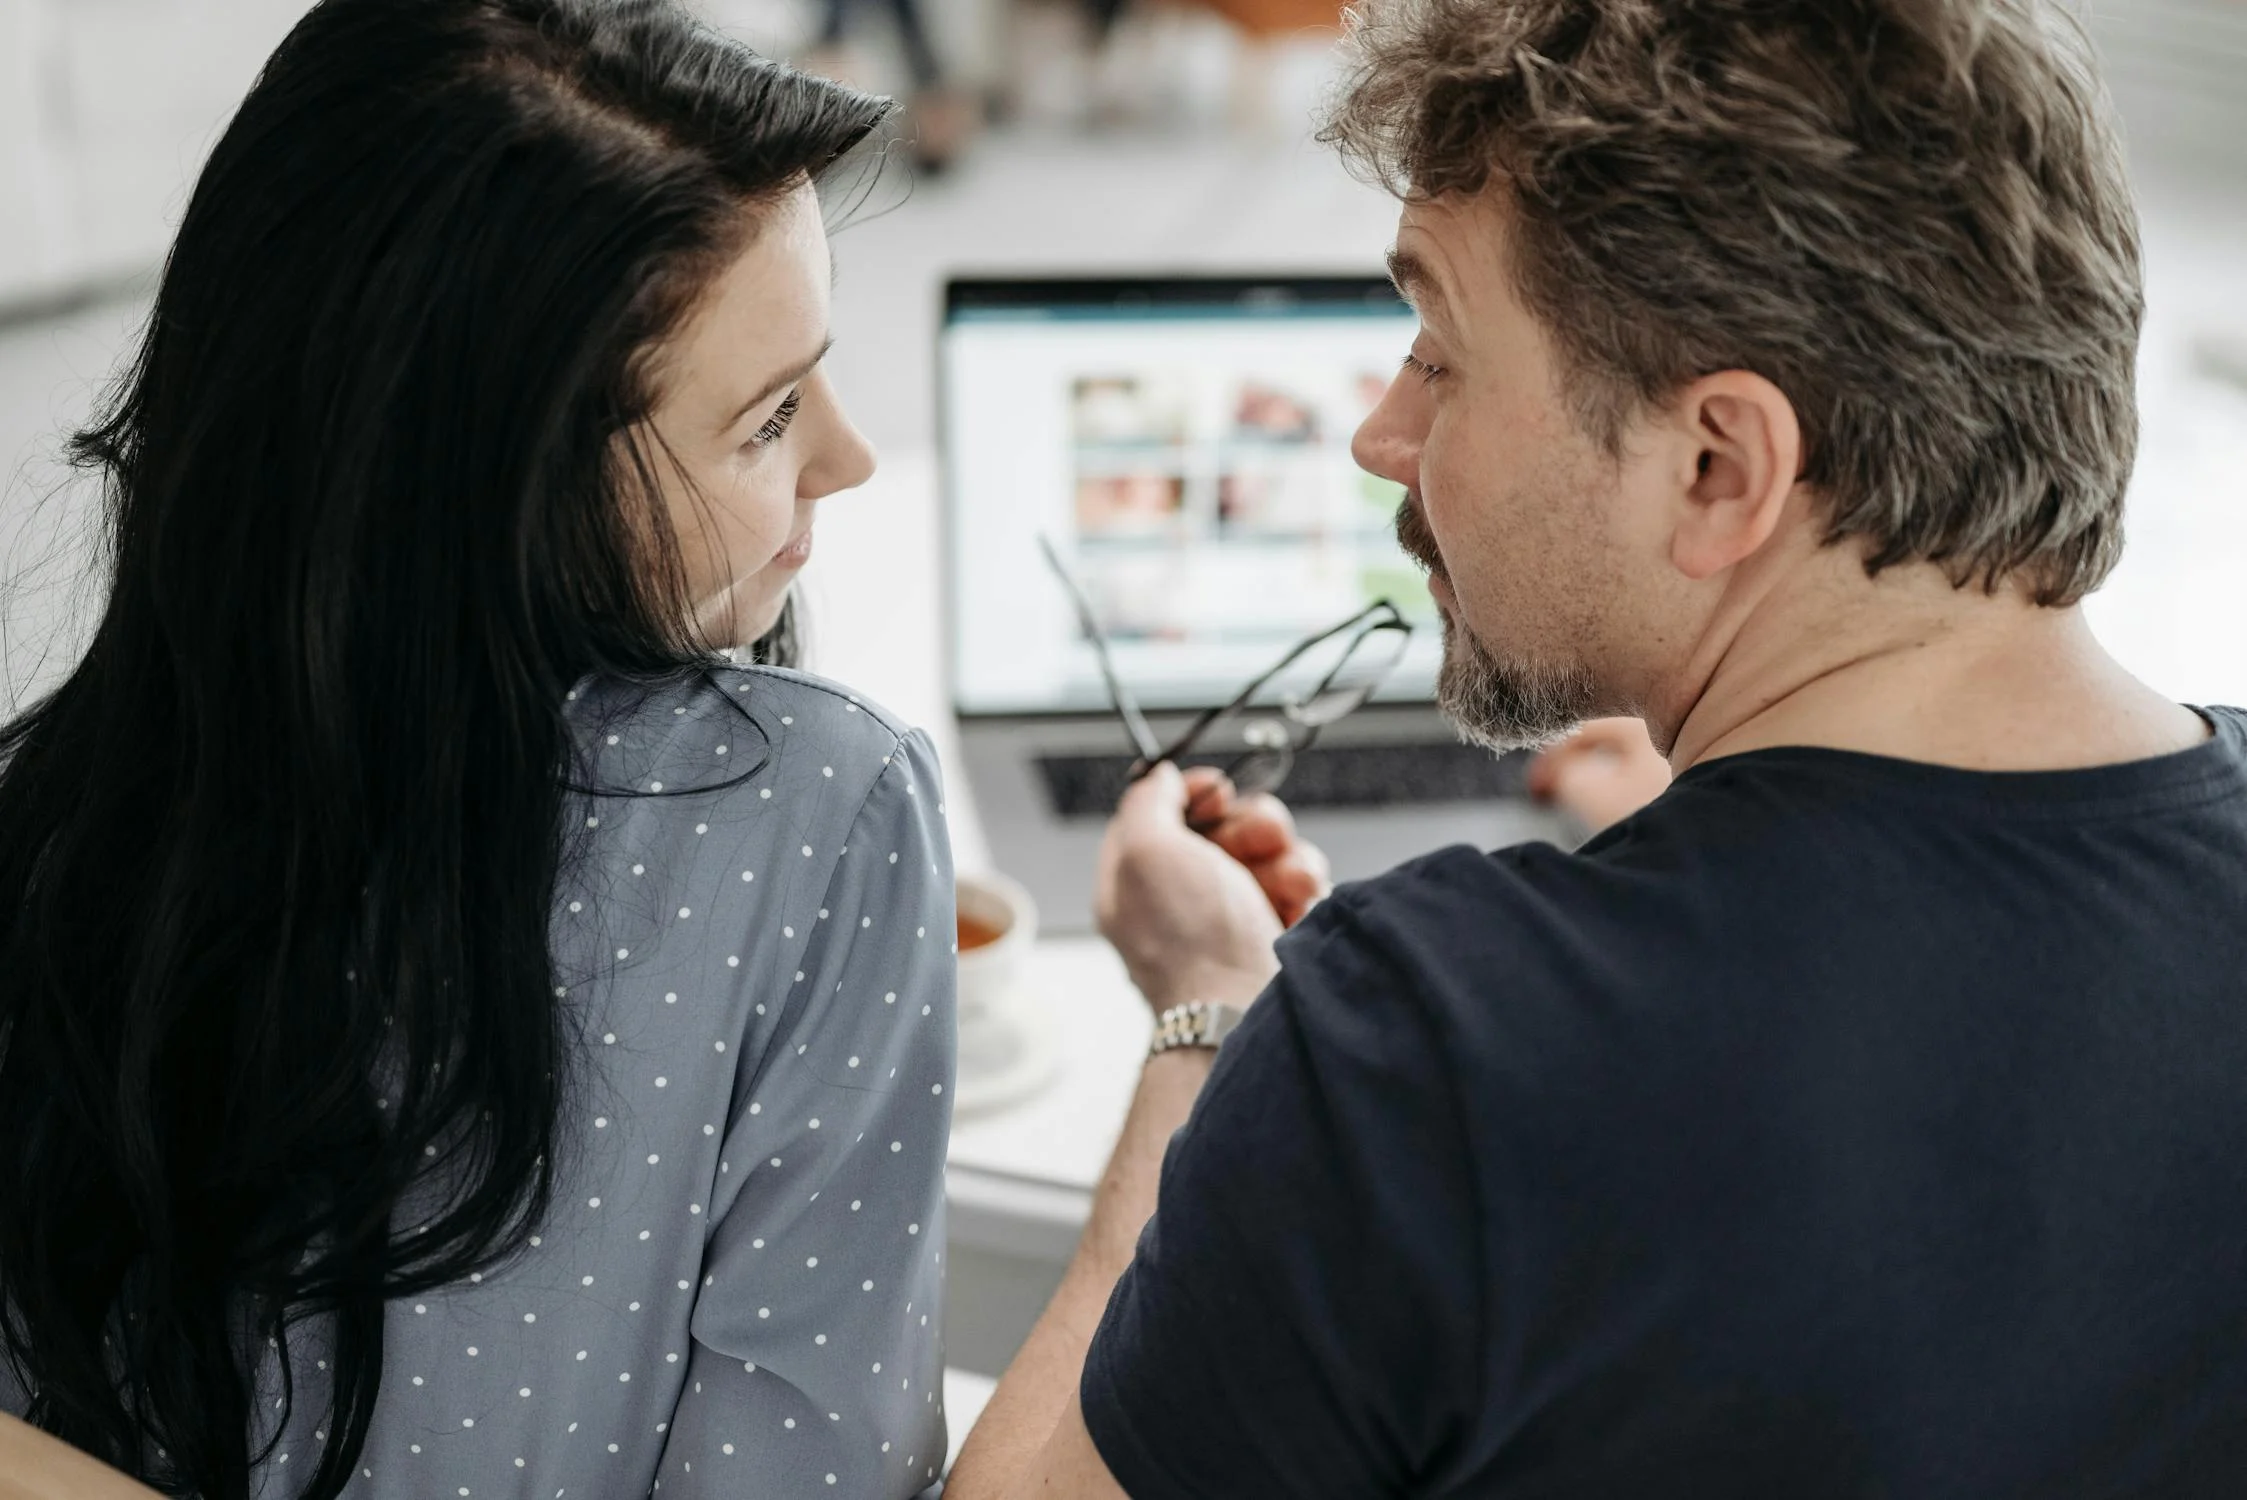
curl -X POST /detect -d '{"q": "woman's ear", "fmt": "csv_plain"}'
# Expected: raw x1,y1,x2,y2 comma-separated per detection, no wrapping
1666,371,1803,581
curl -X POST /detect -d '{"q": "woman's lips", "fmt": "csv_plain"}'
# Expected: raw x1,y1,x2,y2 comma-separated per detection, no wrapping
773,529,814,569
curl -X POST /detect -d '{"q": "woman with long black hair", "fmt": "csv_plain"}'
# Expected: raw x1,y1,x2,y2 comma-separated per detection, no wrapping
0,2,956,1495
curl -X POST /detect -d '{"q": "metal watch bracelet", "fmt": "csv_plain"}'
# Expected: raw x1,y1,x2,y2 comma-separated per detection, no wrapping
1148,1000,1248,1058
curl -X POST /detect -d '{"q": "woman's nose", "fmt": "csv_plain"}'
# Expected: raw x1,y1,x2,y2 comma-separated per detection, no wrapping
799,371,876,501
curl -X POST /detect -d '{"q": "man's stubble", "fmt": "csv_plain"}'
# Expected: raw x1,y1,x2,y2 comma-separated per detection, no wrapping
1395,493,1598,753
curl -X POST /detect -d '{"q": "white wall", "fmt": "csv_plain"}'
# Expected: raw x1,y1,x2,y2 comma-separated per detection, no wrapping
2085,0,2247,176
699,0,1007,85
0,0,1021,310
0,0,308,307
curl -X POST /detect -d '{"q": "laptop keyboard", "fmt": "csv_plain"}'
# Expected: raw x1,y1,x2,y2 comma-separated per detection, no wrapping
1034,740,1534,820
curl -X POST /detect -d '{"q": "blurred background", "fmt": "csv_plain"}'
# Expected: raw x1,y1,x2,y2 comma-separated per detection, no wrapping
1,0,2244,1394
3,0,2244,714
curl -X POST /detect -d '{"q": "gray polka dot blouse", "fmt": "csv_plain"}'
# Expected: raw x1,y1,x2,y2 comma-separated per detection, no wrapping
10,666,960,1496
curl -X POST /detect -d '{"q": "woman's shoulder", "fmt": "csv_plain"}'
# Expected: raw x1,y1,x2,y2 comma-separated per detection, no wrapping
707,663,925,754
564,663,937,817
550,665,949,1006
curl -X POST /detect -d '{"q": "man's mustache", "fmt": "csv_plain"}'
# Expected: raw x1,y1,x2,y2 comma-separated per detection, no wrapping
1394,493,1447,581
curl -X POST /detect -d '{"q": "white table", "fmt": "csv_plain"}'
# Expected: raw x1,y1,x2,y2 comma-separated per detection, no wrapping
944,938,1151,1256
938,939,1155,1373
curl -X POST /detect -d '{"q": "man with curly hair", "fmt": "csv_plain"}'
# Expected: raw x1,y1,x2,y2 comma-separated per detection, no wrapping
948,2,2247,1494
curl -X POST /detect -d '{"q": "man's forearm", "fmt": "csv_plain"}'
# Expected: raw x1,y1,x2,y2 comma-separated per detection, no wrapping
943,1048,1213,1496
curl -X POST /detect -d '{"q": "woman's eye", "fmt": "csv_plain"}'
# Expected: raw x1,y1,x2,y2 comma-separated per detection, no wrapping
748,389,802,450
1401,352,1446,385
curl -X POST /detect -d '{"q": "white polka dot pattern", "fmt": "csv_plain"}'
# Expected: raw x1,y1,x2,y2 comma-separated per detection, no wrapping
230,667,956,1500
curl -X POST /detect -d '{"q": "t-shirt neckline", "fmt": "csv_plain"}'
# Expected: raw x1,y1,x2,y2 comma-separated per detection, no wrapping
1668,705,2245,815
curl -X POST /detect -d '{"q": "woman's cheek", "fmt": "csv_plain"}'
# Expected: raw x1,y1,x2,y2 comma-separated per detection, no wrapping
719,464,791,574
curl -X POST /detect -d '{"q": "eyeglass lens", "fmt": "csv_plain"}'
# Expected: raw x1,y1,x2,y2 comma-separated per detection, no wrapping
1225,744,1295,797
1291,621,1412,728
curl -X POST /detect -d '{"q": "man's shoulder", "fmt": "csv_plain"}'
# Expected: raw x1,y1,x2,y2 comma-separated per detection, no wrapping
1274,712,2247,1095
1304,805,1715,989
1266,788,1782,1107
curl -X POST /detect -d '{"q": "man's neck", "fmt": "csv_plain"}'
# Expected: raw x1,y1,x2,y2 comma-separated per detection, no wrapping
1661,550,2207,777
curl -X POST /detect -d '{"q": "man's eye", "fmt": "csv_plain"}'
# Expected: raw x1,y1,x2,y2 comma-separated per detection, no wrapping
1401,353,1446,385
748,389,802,449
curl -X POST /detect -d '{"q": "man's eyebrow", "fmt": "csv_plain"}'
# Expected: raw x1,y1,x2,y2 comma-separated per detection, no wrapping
1385,247,1448,318
720,335,834,433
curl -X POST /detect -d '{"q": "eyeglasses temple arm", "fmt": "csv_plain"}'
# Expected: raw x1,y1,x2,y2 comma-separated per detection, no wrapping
1038,534,1164,764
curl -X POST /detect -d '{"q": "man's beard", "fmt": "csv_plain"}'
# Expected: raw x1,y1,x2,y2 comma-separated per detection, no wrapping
1396,495,1596,752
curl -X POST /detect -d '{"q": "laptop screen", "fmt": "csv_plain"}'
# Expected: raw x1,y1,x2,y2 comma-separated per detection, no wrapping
941,276,1444,719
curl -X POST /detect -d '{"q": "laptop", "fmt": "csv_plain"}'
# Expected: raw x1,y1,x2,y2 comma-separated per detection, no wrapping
940,274,1569,934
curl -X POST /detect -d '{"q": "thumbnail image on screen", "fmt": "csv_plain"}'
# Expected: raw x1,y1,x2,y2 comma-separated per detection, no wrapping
1063,366,1433,645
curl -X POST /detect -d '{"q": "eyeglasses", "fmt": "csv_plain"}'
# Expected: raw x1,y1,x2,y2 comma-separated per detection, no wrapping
1038,534,1414,798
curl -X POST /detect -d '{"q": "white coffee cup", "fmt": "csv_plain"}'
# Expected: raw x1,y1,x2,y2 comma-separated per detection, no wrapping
955,868,1035,1013
953,869,1053,1116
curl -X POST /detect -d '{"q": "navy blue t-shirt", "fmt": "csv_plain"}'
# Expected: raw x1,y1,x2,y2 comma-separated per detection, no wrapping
1082,709,2247,1498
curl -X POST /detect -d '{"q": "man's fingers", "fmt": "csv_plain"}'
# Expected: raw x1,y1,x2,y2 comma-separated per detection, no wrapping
1120,769,1328,923
1189,791,1329,923
1113,760,1189,838
1255,853,1325,908
1234,790,1298,843
1284,833,1331,893
1206,791,1295,864
1181,764,1230,797
1237,831,1331,926
1524,746,1566,800
1182,767,1234,831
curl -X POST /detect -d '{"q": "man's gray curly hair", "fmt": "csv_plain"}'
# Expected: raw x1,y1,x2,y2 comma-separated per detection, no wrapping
1322,0,2144,606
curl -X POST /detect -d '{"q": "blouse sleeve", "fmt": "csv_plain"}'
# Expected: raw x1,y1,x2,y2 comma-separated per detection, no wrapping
655,727,956,1498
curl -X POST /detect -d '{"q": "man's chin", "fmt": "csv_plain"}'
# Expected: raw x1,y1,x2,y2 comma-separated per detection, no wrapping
1434,617,1596,754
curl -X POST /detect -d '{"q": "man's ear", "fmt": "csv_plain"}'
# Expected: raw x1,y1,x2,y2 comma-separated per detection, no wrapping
1665,371,1803,581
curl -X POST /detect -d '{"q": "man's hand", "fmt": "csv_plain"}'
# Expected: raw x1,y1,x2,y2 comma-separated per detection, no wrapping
1094,763,1330,1012
952,762,1326,1500
1527,717,1673,833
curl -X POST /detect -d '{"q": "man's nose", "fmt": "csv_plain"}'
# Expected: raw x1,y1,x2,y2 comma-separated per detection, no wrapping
1350,379,1422,490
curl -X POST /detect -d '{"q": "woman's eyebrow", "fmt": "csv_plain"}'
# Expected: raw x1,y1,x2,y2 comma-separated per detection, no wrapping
719,335,834,433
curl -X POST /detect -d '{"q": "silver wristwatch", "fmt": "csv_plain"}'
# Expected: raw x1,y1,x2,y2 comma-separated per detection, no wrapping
1148,1001,1248,1058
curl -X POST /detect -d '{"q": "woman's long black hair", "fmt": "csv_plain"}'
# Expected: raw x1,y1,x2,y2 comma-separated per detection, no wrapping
0,3,887,1494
